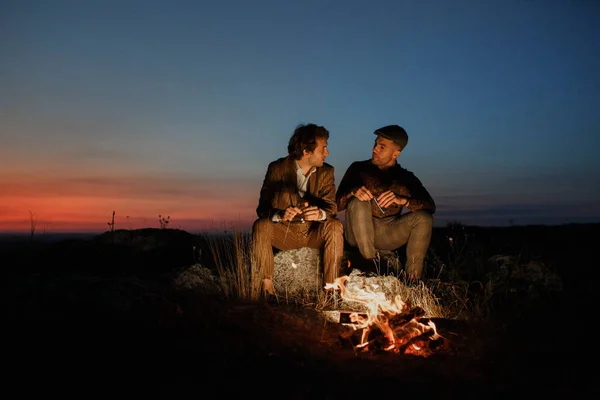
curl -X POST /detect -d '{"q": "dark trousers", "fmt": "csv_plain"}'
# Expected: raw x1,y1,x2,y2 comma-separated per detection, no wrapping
252,217,344,286
344,197,433,279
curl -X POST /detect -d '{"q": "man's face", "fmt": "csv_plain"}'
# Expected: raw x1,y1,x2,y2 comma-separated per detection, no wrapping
304,138,329,167
371,136,401,168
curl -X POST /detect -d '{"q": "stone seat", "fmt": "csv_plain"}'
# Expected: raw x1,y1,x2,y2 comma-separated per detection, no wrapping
273,247,321,299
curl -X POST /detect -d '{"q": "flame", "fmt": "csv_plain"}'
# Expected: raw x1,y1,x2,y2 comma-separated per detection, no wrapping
325,275,441,356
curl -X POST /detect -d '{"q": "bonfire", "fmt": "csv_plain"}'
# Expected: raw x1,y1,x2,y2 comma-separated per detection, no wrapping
325,270,449,357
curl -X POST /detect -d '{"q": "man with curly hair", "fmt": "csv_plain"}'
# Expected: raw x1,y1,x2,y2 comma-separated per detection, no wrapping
252,123,344,295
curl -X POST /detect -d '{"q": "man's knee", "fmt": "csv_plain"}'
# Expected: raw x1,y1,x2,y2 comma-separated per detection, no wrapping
323,218,343,235
252,217,272,237
411,210,434,228
346,197,370,213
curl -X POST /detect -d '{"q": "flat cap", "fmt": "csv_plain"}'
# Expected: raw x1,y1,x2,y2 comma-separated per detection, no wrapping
374,125,408,149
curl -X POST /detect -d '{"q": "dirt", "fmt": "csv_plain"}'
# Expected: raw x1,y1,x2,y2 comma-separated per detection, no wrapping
4,283,596,398
3,225,599,397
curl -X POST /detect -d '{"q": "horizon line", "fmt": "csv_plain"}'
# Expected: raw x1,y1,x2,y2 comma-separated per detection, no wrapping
2,220,599,236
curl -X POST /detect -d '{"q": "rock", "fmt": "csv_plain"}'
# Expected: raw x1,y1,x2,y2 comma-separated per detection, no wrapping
172,264,223,296
273,248,321,299
330,269,448,318
487,254,563,292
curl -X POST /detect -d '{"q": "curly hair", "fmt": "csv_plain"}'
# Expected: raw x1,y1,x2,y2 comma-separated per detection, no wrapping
287,123,329,160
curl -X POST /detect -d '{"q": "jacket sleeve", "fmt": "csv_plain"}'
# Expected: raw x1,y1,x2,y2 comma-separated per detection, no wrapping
335,162,362,212
256,161,279,219
391,170,436,214
318,167,338,218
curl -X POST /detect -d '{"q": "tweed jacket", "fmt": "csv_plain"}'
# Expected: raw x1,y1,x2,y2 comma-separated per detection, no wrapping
256,156,338,220
336,159,436,218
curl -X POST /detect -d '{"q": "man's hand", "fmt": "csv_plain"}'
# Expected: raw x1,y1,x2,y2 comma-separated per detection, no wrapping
302,204,322,221
352,186,374,202
377,190,409,209
281,205,305,222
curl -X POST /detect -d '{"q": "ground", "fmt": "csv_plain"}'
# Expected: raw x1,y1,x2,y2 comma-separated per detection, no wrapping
2,226,599,397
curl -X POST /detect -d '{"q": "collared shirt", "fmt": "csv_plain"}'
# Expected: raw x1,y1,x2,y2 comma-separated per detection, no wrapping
272,161,326,223
296,161,316,198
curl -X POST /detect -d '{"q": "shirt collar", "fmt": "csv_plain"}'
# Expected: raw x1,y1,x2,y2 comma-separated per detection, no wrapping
294,161,316,176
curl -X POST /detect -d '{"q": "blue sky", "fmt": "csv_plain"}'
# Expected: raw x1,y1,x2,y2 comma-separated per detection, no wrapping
1,0,599,232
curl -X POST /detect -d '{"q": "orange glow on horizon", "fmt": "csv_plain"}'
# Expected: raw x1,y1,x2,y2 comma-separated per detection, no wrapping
1,195,257,233
0,171,261,233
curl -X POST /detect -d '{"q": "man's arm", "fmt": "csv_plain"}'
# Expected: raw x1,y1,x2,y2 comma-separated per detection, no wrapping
336,162,362,212
391,169,436,213
316,167,337,218
256,161,281,219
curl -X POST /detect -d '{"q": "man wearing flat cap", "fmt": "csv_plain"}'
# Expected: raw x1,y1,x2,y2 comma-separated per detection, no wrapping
336,125,435,281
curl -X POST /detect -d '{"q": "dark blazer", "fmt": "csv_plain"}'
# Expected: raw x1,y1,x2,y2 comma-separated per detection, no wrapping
256,156,338,220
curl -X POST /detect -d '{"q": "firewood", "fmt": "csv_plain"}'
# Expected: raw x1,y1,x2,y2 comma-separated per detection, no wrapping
396,329,435,353
387,306,425,328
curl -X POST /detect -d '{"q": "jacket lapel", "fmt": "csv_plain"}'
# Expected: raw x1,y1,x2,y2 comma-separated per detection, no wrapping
308,167,318,196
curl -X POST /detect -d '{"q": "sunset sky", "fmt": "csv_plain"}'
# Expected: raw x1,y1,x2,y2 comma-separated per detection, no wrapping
1,0,599,234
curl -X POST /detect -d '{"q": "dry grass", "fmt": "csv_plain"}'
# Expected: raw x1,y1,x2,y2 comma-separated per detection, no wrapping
206,231,451,319
203,223,560,321
204,231,262,301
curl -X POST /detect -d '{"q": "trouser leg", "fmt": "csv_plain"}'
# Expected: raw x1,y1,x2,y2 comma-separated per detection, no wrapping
344,198,377,259
252,218,275,282
404,211,433,279
252,218,308,283
307,218,344,284
374,210,434,280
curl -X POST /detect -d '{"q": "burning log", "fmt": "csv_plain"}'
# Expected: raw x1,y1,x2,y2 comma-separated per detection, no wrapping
328,274,448,357
395,328,435,352
387,306,425,327
362,314,439,354
338,307,443,356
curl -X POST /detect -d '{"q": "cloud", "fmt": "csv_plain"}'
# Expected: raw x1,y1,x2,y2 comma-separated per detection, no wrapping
59,148,135,163
0,205,21,217
433,200,600,226
0,170,263,233
0,172,262,200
